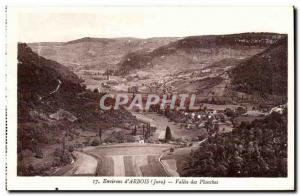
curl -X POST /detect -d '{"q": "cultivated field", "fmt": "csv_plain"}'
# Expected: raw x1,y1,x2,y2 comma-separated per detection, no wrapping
84,144,172,176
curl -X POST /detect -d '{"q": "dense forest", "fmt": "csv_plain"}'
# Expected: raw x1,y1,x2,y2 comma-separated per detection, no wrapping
182,110,287,177
230,37,287,98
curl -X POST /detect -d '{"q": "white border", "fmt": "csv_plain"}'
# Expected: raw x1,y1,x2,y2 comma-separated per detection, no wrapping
6,5,295,191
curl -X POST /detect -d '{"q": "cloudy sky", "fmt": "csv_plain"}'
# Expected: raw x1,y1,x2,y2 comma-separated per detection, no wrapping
16,6,293,42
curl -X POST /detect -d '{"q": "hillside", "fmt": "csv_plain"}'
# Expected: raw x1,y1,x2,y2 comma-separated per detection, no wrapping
26,33,287,98
28,37,179,89
182,110,287,177
18,43,83,100
230,36,287,98
116,33,285,75
17,44,139,175
28,37,179,71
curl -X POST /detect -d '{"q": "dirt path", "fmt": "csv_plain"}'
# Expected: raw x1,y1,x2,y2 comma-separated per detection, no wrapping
161,159,180,177
64,151,98,175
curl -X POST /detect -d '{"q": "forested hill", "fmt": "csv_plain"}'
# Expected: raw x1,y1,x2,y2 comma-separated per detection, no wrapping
18,43,83,101
230,36,287,97
116,33,284,75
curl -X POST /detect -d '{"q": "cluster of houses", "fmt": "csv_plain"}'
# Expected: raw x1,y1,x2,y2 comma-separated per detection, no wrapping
164,107,234,135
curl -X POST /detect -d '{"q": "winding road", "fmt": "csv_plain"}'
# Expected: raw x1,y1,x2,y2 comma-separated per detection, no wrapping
54,111,191,177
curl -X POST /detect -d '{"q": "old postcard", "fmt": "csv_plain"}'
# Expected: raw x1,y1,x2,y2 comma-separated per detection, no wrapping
6,6,294,191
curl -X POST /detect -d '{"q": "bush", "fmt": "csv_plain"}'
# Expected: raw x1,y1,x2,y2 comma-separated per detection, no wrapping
68,145,74,152
225,108,235,117
53,147,73,165
35,148,44,159
91,139,100,146
104,137,120,144
60,151,73,165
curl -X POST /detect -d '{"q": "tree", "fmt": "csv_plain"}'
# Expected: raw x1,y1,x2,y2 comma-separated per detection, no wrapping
142,124,145,138
93,88,99,94
214,123,220,134
236,107,247,115
132,126,137,136
220,114,225,123
98,129,102,143
165,126,172,142
205,119,213,132
225,108,235,117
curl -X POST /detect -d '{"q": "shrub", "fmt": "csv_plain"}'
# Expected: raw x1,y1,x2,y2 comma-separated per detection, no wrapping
68,145,74,152
35,148,44,159
225,108,235,117
91,139,100,146
60,152,72,165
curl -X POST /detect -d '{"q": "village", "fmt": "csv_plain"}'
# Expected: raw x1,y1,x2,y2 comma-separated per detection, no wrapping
75,65,276,146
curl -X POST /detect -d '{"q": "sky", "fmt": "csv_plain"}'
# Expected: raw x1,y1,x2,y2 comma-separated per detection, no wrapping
16,6,293,42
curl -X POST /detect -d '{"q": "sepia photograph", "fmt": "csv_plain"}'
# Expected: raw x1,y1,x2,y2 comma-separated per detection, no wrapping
6,5,295,191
